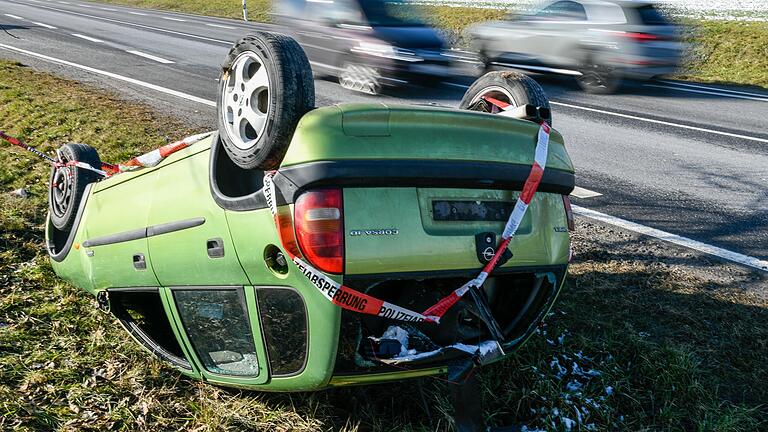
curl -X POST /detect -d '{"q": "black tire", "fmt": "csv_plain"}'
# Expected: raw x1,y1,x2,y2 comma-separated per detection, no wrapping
576,62,622,94
217,31,315,170
49,143,101,232
459,71,552,125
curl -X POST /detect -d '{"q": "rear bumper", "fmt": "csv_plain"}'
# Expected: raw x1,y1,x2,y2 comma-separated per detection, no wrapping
329,264,568,384
601,50,682,80
276,159,575,203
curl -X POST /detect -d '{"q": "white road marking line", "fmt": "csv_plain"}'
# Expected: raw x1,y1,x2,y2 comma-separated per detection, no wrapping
79,4,93,8
161,16,186,22
71,33,105,43
0,43,214,107
58,1,70,4
550,101,768,144
128,11,146,16
444,82,469,89
205,23,235,29
26,3,232,45
573,205,768,272
31,21,57,29
656,80,768,99
491,61,583,76
645,84,768,102
570,186,602,199
126,50,174,64
100,7,117,11
4,14,24,19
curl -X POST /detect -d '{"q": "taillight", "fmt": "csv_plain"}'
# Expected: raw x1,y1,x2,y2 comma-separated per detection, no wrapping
562,195,575,231
619,32,659,42
294,189,344,274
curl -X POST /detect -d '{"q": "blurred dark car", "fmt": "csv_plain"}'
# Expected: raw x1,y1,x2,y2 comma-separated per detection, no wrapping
468,0,683,93
274,0,453,94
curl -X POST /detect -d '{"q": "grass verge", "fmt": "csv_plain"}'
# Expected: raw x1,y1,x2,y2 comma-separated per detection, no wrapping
97,0,768,89
1,59,767,430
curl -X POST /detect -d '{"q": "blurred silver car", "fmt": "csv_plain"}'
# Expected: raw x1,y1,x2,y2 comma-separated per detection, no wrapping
468,0,683,93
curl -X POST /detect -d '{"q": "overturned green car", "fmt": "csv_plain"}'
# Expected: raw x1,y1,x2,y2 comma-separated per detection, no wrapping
46,32,575,394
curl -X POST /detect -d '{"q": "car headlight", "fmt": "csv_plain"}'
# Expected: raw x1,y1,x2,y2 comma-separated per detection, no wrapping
352,42,423,62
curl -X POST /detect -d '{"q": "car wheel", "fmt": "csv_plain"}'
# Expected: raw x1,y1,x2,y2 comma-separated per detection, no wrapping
339,61,382,95
49,143,101,232
217,31,315,170
459,71,552,125
576,63,622,94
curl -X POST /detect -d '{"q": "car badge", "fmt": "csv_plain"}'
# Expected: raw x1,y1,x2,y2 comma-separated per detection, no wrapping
349,228,399,236
475,232,513,266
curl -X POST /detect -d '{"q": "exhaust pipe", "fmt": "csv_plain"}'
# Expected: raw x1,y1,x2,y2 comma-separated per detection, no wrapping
501,104,552,124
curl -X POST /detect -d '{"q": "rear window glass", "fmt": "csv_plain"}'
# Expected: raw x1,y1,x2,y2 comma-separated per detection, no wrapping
256,288,308,376
174,288,260,376
636,5,669,25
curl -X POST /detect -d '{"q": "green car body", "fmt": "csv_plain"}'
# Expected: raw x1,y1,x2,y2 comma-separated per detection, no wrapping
47,103,574,391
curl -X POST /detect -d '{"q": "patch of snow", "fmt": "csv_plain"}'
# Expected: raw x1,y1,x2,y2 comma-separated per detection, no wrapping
562,417,576,430
566,381,583,392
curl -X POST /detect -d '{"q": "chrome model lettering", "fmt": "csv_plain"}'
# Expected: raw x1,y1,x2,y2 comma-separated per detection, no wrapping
350,228,399,236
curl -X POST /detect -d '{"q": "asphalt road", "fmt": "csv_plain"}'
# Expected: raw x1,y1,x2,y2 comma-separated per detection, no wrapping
1,0,767,264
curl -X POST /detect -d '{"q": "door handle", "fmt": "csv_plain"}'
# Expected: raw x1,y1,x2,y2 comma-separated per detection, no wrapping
133,253,147,270
207,238,225,258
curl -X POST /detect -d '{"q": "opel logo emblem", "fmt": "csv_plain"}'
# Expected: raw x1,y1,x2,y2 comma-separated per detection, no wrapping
482,247,495,262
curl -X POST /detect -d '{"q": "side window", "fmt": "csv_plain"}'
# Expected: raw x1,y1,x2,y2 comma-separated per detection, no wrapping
537,1,587,21
256,288,309,376
174,288,260,376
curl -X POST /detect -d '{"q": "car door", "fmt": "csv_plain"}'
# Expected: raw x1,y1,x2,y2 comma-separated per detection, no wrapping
83,170,160,289
146,147,249,287
146,146,271,385
490,1,588,68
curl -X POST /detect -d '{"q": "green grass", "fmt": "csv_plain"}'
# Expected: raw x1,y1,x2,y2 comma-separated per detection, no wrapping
98,0,768,89
676,20,768,88
98,0,273,23
1,59,767,430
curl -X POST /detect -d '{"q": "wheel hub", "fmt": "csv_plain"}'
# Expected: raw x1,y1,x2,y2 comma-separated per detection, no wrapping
220,51,271,150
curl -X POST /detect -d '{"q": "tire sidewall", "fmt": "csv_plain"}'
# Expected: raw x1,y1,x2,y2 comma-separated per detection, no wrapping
459,71,552,125
217,32,314,170
49,144,100,232
217,38,282,169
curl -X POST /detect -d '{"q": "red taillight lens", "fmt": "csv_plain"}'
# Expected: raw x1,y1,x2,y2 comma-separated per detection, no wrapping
562,195,575,231
620,32,659,42
294,189,344,274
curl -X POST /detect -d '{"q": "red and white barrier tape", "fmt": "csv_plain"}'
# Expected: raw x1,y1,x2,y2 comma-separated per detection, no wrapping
101,131,214,175
264,116,551,323
1,130,214,180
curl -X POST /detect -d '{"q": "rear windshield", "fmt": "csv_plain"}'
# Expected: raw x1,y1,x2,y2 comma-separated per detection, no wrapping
635,5,670,25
